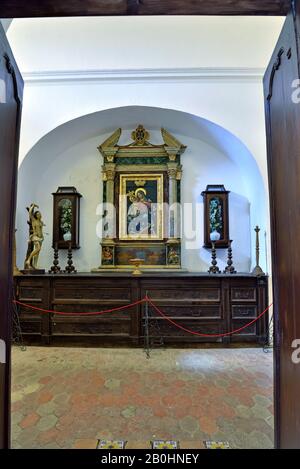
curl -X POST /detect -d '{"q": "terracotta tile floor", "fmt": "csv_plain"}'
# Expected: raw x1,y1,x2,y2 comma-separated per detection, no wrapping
11,346,274,449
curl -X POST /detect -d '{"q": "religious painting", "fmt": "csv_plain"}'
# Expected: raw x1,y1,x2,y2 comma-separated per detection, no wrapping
119,174,164,240
166,244,181,266
101,245,114,266
115,244,166,266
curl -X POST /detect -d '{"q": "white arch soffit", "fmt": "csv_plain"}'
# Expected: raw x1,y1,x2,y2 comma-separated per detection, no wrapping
1,19,13,33
18,105,265,203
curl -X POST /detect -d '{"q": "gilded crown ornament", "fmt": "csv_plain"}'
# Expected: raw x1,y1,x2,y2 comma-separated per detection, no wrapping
134,180,146,187
131,125,150,146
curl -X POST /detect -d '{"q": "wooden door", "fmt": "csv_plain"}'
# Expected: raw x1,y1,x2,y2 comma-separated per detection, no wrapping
264,3,300,449
0,23,23,449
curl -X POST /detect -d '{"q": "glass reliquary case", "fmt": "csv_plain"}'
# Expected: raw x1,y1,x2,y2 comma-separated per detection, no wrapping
52,186,82,249
202,185,230,249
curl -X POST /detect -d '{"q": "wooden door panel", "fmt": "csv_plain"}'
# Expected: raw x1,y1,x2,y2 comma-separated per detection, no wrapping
264,7,300,449
0,1,290,17
0,24,23,449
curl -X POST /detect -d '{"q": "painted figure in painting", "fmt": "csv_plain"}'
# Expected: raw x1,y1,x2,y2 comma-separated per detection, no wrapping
119,174,163,241
24,203,45,269
168,247,180,265
102,246,113,265
127,188,154,236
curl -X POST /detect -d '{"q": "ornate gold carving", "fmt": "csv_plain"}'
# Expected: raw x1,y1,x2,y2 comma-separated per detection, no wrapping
162,128,185,150
167,162,180,180
131,125,150,146
106,155,115,163
97,126,186,164
106,170,115,181
102,163,116,182
176,166,183,180
95,126,187,271
167,168,177,179
99,128,121,150
167,153,177,162
134,180,146,187
116,164,167,172
129,258,145,275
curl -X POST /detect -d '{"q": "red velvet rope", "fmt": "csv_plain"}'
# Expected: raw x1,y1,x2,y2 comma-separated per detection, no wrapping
13,296,273,338
13,298,147,316
146,296,273,338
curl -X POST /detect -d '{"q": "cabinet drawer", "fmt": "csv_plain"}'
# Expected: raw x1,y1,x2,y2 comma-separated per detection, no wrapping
232,305,257,319
146,304,222,319
231,319,257,336
144,288,221,302
51,303,132,318
19,319,42,334
53,286,131,301
148,319,222,337
231,287,256,302
51,317,130,335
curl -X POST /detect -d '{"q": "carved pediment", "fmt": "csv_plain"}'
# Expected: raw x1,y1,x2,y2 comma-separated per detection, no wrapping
98,125,186,162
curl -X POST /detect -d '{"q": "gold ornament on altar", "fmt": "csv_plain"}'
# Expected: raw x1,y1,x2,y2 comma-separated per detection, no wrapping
130,258,145,275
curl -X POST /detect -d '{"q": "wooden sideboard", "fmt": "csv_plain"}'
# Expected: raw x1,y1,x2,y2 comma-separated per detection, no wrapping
14,273,269,346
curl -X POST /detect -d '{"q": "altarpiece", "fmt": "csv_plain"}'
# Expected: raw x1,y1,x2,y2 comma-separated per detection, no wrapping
94,125,186,270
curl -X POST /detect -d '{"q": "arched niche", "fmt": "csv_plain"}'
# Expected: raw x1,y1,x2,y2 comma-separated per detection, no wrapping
16,106,268,273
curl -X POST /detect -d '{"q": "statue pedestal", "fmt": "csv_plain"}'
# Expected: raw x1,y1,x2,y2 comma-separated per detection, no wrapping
21,269,45,275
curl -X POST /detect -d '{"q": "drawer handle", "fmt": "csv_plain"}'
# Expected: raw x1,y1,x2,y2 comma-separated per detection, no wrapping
192,310,202,317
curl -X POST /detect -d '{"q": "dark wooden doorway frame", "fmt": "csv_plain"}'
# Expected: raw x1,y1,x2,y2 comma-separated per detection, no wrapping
0,1,291,17
0,0,294,450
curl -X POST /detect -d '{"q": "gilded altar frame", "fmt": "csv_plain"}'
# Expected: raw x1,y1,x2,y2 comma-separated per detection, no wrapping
93,125,186,271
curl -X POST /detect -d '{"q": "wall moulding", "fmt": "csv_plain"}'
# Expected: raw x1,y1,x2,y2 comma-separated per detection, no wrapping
22,67,265,85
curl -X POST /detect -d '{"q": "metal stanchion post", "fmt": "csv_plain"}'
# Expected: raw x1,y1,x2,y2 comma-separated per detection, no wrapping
144,292,150,359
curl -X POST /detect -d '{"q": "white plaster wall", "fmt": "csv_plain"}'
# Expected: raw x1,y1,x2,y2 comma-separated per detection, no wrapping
19,79,268,187
1,19,12,33
7,16,284,71
6,15,284,179
16,126,252,273
7,16,283,274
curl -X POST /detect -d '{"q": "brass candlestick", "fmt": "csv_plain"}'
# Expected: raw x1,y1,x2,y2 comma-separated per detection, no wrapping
130,258,144,276
208,242,220,274
64,243,77,274
252,226,265,276
49,243,61,274
224,240,237,274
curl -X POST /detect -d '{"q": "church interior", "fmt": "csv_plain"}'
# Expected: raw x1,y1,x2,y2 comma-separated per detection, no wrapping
2,14,287,449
